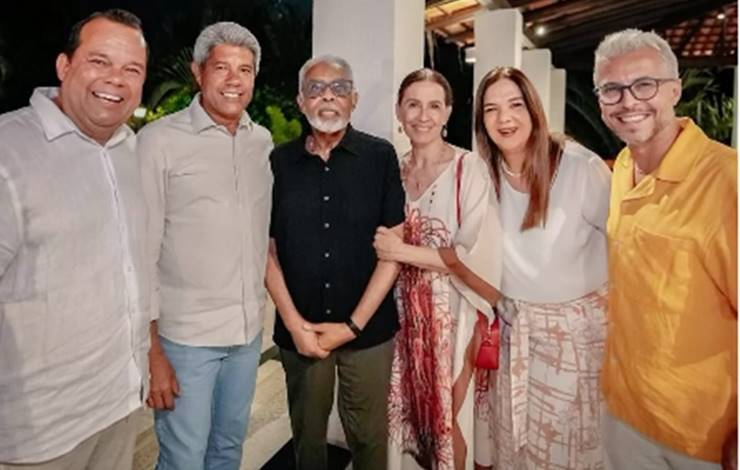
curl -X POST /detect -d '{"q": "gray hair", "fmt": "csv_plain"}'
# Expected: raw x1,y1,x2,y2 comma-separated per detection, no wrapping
593,29,679,85
298,55,354,95
193,22,261,73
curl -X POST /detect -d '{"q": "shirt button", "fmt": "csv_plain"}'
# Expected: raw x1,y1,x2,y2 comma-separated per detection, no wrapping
324,166,330,172
325,282,331,289
323,195,330,202
324,222,330,229
324,251,330,258
326,308,332,314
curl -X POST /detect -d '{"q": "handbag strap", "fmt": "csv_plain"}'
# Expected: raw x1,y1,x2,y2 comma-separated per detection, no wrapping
455,152,467,228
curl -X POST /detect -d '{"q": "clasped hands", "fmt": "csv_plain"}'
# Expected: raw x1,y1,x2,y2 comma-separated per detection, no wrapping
291,320,355,359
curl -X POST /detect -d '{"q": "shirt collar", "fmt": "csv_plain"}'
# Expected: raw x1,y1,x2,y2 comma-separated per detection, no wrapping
617,117,707,183
337,124,362,156
30,87,133,147
299,124,360,159
188,92,254,134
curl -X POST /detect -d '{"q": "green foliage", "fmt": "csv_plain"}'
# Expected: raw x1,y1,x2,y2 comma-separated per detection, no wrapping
264,105,302,144
565,72,623,159
676,69,735,145
129,47,303,141
144,85,195,123
565,67,737,157
249,84,302,144
248,85,301,125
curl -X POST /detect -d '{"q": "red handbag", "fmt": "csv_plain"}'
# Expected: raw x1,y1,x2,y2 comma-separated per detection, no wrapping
475,313,500,370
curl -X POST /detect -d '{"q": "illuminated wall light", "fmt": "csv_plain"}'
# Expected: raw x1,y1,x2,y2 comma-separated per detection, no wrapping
717,12,727,20
535,25,547,36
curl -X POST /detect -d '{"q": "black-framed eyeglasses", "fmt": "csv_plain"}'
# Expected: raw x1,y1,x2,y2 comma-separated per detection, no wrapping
303,79,354,99
593,77,678,105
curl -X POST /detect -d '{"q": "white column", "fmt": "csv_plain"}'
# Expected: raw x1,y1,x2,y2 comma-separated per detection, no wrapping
312,0,424,153
473,8,523,98
521,49,552,121
549,68,567,133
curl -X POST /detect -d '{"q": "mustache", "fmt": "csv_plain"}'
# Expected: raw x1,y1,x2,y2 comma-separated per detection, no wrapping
612,104,655,114
316,106,340,113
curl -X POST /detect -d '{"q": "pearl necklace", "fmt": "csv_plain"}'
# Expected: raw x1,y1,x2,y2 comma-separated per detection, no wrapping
501,159,523,178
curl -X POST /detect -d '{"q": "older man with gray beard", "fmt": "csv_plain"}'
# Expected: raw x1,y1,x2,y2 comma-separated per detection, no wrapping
266,55,405,470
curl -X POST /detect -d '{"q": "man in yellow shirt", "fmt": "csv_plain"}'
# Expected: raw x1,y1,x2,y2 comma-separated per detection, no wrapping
594,29,737,469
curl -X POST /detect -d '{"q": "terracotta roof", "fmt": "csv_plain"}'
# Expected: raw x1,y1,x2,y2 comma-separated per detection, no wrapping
425,0,738,68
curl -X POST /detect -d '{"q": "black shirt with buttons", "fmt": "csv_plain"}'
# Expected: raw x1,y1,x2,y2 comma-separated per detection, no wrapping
269,126,405,350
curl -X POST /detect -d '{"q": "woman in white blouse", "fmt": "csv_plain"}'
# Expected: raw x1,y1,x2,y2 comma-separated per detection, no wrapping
374,68,502,470
473,67,611,469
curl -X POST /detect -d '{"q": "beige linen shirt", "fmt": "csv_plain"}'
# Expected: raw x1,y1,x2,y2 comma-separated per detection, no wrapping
0,88,150,463
138,95,273,347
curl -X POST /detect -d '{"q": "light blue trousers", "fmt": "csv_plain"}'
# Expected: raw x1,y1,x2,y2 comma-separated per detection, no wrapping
154,333,262,470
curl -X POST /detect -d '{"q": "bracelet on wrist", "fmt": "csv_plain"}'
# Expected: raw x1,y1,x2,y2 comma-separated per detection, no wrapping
345,318,363,337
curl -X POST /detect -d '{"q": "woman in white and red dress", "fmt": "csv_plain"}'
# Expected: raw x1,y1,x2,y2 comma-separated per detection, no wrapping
373,68,502,470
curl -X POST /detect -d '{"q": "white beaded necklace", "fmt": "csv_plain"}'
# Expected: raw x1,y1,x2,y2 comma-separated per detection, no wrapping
500,159,523,178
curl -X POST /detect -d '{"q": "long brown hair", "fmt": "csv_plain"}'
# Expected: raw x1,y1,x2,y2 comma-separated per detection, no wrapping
474,67,563,230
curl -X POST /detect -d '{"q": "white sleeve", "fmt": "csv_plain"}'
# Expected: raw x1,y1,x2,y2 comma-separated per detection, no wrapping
137,128,168,321
580,151,612,233
441,152,502,319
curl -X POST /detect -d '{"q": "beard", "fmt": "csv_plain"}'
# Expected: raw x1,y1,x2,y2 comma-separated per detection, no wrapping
306,114,349,134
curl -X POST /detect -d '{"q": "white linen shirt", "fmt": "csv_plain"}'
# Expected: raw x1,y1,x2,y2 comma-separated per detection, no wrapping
500,140,611,303
0,88,150,463
137,95,273,347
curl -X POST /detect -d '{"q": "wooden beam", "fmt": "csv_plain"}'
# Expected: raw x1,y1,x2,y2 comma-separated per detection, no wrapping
558,0,733,55
427,5,482,30
541,0,679,42
525,0,614,24
445,29,475,45
678,54,738,67
553,51,738,70
543,0,709,50
426,0,460,8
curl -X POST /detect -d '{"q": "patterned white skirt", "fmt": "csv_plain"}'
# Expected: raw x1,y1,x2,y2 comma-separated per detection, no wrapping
488,285,608,470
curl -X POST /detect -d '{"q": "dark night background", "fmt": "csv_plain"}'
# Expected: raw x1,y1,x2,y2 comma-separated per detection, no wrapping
0,0,735,156
0,0,312,113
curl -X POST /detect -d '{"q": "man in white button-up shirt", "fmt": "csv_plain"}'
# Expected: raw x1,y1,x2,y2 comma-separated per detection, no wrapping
0,9,149,470
138,22,273,470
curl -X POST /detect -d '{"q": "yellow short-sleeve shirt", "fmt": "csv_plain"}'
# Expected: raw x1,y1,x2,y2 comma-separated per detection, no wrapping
604,118,737,462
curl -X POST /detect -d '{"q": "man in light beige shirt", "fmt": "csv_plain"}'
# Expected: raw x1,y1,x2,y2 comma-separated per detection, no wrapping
0,9,149,470
137,22,273,470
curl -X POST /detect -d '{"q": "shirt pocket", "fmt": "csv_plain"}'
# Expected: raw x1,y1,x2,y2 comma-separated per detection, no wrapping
628,225,696,313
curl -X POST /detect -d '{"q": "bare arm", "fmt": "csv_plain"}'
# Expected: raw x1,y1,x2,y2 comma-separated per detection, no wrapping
374,227,501,307
374,226,448,272
265,239,328,358
315,224,403,351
